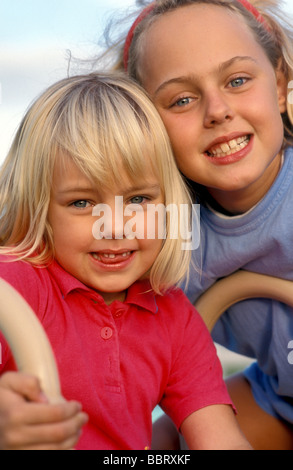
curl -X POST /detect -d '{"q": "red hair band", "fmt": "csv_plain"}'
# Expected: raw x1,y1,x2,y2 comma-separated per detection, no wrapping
123,0,270,71
123,2,156,71
237,0,270,30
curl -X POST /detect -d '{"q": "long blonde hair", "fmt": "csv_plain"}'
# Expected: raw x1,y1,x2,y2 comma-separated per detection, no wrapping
0,73,193,293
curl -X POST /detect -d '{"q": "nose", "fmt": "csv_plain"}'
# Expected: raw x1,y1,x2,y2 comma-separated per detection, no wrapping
203,90,234,127
92,197,125,240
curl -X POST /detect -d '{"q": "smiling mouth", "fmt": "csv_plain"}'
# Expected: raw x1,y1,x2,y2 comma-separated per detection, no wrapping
91,251,133,263
206,135,251,158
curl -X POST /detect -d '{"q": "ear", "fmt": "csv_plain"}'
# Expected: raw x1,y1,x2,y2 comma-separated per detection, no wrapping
276,60,288,114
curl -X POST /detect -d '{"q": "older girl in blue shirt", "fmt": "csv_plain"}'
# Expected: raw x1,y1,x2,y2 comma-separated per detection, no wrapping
107,0,293,449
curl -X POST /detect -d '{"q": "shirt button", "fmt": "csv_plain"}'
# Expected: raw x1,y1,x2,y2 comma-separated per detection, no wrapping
114,309,124,318
101,327,113,340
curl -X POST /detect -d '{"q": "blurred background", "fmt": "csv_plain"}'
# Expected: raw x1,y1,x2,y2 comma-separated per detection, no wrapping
0,0,292,381
0,0,137,163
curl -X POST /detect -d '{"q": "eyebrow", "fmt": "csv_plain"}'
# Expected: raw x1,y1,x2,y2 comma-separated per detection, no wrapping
218,55,257,73
56,186,95,195
123,183,161,193
154,56,258,96
117,183,162,198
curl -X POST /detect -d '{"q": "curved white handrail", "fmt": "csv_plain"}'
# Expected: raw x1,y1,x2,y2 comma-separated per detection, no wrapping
195,271,293,332
0,278,63,403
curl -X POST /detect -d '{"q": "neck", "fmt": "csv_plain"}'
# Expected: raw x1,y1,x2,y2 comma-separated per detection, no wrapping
100,290,126,305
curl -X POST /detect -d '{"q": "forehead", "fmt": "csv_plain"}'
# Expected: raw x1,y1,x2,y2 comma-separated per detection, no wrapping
144,3,254,49
52,152,161,192
139,3,266,90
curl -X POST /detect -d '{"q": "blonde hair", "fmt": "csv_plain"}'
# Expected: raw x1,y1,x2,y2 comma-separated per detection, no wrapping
0,73,193,294
102,0,293,146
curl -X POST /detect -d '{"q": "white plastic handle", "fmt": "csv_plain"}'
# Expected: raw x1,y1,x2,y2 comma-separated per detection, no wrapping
0,278,63,403
195,271,293,332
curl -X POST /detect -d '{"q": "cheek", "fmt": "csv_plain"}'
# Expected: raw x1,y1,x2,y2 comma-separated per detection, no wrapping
49,213,67,243
245,83,282,123
50,214,92,253
139,212,163,252
139,239,163,263
47,206,67,235
160,114,198,160
248,93,284,148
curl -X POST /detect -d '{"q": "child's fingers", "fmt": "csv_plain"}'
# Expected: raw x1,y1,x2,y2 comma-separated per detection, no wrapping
20,400,84,425
5,404,88,450
1,400,88,450
0,372,48,402
32,407,88,450
0,372,88,450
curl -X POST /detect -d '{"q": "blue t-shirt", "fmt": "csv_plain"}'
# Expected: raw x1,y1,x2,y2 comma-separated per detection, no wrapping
186,146,293,423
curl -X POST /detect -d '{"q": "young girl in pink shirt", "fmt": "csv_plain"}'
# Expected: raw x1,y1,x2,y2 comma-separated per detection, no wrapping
0,73,251,449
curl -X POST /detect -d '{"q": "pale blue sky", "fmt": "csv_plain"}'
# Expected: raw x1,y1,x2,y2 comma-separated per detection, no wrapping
0,0,134,45
0,0,293,162
0,0,136,161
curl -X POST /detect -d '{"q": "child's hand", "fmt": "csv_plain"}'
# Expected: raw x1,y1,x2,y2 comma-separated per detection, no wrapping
0,372,88,450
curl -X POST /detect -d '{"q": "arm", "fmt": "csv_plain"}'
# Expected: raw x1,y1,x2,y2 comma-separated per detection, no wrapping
181,404,252,450
0,372,88,450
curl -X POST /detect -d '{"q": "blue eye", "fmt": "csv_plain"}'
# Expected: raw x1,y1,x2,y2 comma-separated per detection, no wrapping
72,200,89,208
230,77,246,88
130,196,144,204
174,97,191,107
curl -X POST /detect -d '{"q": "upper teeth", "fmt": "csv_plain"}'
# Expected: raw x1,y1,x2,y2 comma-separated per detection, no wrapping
92,251,131,260
103,252,131,258
208,136,249,157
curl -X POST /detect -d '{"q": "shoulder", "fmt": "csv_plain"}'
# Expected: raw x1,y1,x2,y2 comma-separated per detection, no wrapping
0,255,51,316
283,147,293,188
0,254,47,283
0,254,38,279
285,146,293,158
157,286,194,309
156,286,207,332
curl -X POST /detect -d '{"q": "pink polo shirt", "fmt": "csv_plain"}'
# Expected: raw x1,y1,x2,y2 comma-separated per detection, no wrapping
0,256,233,449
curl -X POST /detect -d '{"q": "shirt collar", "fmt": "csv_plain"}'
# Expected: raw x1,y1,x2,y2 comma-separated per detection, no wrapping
125,279,158,314
48,260,87,296
48,261,158,314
